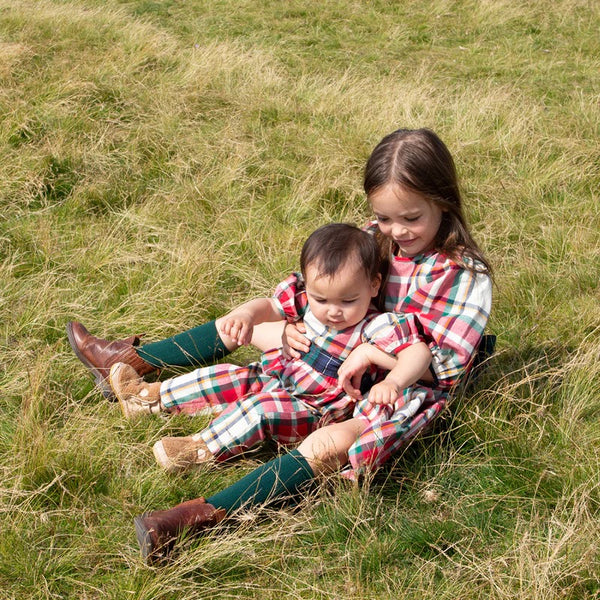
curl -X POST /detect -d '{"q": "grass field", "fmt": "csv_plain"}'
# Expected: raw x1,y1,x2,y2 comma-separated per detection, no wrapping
1,0,599,598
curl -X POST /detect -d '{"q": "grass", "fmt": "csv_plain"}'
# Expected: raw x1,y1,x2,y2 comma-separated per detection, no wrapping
1,0,600,597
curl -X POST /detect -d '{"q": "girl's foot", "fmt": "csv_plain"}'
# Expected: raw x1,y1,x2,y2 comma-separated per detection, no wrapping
66,321,157,400
153,436,214,473
109,362,162,419
134,497,226,565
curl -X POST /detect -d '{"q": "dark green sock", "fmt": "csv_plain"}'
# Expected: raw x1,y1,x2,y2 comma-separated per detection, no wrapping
135,320,230,368
206,449,315,513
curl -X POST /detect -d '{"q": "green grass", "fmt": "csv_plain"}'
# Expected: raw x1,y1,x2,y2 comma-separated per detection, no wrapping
1,0,600,597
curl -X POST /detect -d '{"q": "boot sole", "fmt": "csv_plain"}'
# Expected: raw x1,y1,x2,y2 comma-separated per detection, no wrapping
66,322,116,401
152,439,183,473
134,514,165,565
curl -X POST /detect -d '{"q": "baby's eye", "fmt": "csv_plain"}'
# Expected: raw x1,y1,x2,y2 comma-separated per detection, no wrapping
343,299,358,305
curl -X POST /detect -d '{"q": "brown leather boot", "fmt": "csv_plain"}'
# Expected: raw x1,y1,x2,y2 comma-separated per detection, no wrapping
134,497,227,564
66,321,157,399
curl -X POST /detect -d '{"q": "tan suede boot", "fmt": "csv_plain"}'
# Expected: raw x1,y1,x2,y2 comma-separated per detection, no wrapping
153,435,214,473
109,362,162,419
134,497,226,564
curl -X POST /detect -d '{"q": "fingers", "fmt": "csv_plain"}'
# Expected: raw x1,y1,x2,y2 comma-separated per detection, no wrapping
283,322,310,358
339,371,362,399
368,382,400,405
220,319,251,346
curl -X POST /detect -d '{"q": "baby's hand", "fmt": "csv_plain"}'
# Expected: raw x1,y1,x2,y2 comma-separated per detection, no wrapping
338,344,372,399
282,321,309,359
219,312,254,346
367,380,401,406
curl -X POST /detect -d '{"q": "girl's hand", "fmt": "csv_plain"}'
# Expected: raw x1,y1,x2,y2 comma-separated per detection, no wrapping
338,345,373,399
219,312,255,346
367,380,401,406
282,321,309,359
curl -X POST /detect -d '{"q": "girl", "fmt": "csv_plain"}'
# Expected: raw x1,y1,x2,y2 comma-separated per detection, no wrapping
108,223,431,472
128,127,492,563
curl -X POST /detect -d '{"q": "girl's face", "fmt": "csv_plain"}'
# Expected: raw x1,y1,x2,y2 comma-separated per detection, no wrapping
369,183,443,257
304,259,380,330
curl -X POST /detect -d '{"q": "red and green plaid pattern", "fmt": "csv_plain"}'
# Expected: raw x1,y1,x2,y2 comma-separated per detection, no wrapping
334,222,493,479
160,273,415,458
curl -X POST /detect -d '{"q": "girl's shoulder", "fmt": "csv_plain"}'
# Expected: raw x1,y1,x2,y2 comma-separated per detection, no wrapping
390,251,489,287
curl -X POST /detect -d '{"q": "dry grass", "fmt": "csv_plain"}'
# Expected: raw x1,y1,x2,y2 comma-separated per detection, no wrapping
1,0,599,598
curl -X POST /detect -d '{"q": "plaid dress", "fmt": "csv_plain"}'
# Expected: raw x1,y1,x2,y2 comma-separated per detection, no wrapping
341,221,492,479
160,273,410,461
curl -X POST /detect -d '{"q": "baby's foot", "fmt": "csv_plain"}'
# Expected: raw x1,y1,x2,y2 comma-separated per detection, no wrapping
153,435,214,473
109,362,162,419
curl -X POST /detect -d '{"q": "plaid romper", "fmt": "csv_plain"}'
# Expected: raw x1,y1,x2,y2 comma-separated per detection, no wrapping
340,221,493,479
159,273,411,462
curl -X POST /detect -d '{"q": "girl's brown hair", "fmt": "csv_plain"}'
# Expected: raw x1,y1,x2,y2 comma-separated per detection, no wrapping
363,128,491,275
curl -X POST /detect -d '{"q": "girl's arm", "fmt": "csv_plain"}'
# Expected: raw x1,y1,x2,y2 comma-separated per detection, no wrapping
217,298,282,347
337,342,431,400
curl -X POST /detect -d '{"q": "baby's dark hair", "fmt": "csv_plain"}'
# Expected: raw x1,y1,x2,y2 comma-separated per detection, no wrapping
300,223,382,282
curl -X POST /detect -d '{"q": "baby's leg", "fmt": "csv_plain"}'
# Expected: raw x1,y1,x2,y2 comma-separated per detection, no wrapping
296,417,369,475
160,362,269,416
201,391,320,460
154,391,320,471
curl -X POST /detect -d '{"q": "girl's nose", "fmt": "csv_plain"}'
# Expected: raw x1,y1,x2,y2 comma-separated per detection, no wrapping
392,223,407,238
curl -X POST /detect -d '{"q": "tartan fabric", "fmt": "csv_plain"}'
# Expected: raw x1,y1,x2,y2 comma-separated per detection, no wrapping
341,385,446,479
161,240,492,476
160,273,411,458
364,221,492,390
300,344,344,378
201,392,323,461
160,362,271,416
336,221,493,478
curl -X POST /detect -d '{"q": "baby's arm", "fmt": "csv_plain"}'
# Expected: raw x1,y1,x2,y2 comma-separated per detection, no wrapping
368,342,432,405
218,298,282,346
338,342,431,402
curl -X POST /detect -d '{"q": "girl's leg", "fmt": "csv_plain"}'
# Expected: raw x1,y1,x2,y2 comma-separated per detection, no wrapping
134,415,371,563
134,449,314,564
138,320,286,367
66,320,286,397
136,320,231,368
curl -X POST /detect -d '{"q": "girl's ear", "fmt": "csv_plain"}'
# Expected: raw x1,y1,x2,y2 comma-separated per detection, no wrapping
370,273,382,297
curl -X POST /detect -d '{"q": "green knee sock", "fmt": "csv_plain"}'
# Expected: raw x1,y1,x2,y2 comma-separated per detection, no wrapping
135,320,230,368
206,449,315,513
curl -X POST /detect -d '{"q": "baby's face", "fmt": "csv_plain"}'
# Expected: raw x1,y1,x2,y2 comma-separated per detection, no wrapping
304,260,380,331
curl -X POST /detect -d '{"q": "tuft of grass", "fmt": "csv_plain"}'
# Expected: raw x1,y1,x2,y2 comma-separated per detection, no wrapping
1,0,600,598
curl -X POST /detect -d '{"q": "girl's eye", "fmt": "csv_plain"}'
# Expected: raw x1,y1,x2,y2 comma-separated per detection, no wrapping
376,216,389,223
405,216,420,222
